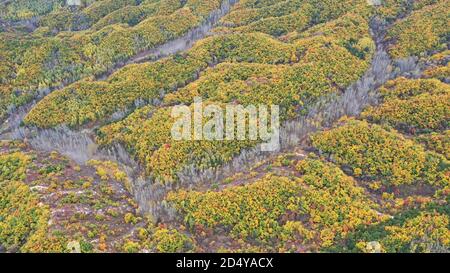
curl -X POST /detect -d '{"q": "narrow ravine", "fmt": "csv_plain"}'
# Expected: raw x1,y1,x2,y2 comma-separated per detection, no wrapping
172,17,424,189
0,0,242,221
132,15,426,221
0,0,239,139
96,0,238,80
1,4,428,222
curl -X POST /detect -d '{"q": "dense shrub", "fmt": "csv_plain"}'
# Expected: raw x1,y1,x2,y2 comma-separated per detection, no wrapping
311,119,449,187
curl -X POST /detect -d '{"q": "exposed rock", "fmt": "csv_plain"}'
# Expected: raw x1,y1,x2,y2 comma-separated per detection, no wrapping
366,241,383,253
